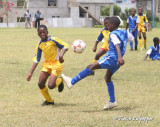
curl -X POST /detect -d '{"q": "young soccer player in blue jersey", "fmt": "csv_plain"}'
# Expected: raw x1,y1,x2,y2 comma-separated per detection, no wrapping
26,25,69,106
126,9,139,50
144,37,160,61
92,17,110,63
61,17,134,110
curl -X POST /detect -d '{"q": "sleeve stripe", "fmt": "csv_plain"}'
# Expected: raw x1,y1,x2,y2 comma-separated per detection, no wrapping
51,39,64,49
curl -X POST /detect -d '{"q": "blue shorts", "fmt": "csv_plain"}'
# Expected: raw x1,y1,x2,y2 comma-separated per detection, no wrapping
98,55,120,74
129,29,138,39
151,54,160,60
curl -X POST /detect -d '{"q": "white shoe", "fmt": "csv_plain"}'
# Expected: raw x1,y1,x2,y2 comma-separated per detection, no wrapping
103,101,118,110
61,74,73,88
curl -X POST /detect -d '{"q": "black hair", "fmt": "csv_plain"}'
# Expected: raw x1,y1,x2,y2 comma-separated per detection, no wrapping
108,17,120,28
153,37,159,43
37,25,48,32
104,17,110,21
131,8,136,12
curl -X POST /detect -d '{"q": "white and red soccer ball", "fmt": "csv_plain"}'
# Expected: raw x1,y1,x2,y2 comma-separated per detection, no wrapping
72,39,86,53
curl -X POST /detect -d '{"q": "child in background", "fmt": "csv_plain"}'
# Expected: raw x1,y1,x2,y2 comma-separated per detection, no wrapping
61,17,134,110
126,9,139,50
26,25,69,106
92,17,110,63
137,8,148,50
144,37,160,61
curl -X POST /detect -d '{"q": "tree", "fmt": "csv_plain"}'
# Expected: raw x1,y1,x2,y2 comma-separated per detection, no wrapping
0,0,17,26
113,4,121,16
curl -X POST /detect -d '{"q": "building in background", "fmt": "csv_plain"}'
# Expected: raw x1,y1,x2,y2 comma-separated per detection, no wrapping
0,0,114,27
113,0,137,12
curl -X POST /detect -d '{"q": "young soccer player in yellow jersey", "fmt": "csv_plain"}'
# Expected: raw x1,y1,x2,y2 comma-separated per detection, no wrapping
137,8,148,50
26,25,69,106
92,17,110,63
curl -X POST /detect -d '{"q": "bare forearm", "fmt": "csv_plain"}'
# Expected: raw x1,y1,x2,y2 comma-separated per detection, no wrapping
60,48,68,57
126,23,129,30
115,44,122,59
144,55,148,61
29,62,38,74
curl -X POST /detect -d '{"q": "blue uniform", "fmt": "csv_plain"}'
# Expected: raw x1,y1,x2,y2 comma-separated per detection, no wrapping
146,45,160,60
98,29,128,74
127,15,139,50
128,16,138,38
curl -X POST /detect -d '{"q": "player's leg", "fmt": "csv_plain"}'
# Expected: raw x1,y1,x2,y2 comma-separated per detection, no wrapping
142,31,147,49
61,62,101,88
138,30,143,50
103,69,118,110
129,29,133,50
93,42,108,64
133,30,138,50
38,71,54,106
48,73,64,92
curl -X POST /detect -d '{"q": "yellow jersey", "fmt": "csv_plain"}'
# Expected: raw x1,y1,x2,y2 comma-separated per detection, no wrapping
137,14,148,28
97,27,110,51
33,36,69,63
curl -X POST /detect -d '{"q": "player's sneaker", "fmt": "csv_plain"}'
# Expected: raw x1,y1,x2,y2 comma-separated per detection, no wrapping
61,74,73,88
144,44,147,49
103,101,118,110
40,101,54,106
58,77,64,92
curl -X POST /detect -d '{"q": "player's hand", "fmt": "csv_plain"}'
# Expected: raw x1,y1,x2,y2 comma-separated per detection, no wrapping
92,46,97,52
132,30,135,33
117,58,125,66
26,73,32,81
59,56,64,63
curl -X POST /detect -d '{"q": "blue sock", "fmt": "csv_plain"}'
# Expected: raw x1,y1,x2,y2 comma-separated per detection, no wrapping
106,81,115,103
130,41,133,50
71,68,91,85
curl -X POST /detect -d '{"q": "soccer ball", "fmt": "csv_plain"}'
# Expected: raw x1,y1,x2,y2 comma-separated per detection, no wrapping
72,39,86,53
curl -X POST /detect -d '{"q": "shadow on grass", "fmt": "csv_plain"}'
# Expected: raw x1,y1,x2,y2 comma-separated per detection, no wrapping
54,103,77,107
79,105,138,113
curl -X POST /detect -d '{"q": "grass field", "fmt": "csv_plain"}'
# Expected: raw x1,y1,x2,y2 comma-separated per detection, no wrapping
0,27,159,127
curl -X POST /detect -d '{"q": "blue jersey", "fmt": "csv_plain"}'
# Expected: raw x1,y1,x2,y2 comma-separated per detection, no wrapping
127,16,138,29
147,45,160,60
107,29,128,59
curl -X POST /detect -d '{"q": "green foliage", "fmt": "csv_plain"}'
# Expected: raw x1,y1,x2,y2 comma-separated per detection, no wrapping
120,7,136,21
100,6,110,16
119,20,127,28
94,25,104,28
114,4,121,15
103,6,110,16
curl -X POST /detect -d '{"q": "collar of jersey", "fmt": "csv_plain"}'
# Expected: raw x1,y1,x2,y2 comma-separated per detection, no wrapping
40,35,51,42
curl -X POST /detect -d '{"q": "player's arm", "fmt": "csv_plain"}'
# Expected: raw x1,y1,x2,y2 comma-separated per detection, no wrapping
53,37,69,63
93,31,104,52
144,16,149,28
59,48,68,63
93,40,100,52
126,18,129,30
26,62,38,81
110,34,124,66
26,46,42,81
115,44,124,65
144,48,152,61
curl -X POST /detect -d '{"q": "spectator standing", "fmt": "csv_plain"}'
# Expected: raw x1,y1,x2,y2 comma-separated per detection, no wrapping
35,10,41,28
24,9,31,28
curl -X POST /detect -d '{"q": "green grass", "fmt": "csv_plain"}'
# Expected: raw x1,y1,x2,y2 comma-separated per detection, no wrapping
0,27,159,127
